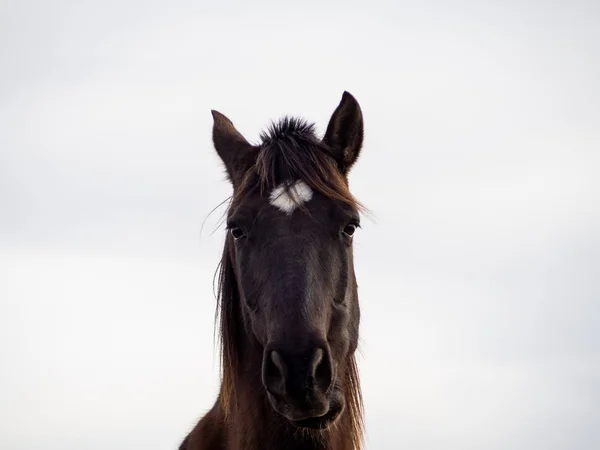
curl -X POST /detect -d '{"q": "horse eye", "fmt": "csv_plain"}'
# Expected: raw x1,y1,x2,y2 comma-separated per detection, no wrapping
343,223,358,237
230,227,245,240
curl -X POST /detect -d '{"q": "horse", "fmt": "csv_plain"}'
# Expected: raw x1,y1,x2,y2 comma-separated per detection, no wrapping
180,92,367,450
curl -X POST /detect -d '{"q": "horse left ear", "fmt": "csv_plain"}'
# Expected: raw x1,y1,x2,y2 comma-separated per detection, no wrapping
322,91,364,175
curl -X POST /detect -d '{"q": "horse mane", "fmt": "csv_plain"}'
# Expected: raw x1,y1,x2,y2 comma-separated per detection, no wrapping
214,117,364,449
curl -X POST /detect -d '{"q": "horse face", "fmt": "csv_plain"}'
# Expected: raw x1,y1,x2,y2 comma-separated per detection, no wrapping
227,183,360,428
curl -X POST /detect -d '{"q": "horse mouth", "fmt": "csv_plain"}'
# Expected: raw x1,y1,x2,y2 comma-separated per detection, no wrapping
290,399,344,430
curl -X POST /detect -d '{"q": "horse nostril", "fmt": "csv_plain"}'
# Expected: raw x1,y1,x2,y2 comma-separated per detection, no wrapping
263,350,287,396
309,348,324,380
311,348,333,392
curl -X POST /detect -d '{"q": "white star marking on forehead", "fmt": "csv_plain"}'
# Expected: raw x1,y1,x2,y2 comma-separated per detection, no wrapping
269,180,313,215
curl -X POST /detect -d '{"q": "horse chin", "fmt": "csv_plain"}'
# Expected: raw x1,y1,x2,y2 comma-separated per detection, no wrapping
267,386,346,431
288,388,346,431
289,399,344,430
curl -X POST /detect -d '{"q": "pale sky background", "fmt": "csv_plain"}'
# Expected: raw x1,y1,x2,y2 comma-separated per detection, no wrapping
1,1,599,449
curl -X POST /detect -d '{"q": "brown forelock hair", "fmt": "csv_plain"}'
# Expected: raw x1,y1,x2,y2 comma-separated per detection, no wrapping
215,117,364,448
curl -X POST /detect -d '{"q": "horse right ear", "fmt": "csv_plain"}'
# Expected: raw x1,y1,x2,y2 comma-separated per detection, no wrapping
211,110,256,186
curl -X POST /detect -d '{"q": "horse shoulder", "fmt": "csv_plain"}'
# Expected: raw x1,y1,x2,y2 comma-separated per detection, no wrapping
179,401,226,450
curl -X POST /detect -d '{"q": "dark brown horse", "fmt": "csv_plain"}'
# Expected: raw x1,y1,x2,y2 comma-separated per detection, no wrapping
180,92,367,450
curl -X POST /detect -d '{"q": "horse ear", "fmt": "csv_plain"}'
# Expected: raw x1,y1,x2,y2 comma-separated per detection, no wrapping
211,110,256,185
322,91,364,175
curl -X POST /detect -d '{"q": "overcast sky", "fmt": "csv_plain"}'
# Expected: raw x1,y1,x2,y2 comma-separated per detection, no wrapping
1,1,599,449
